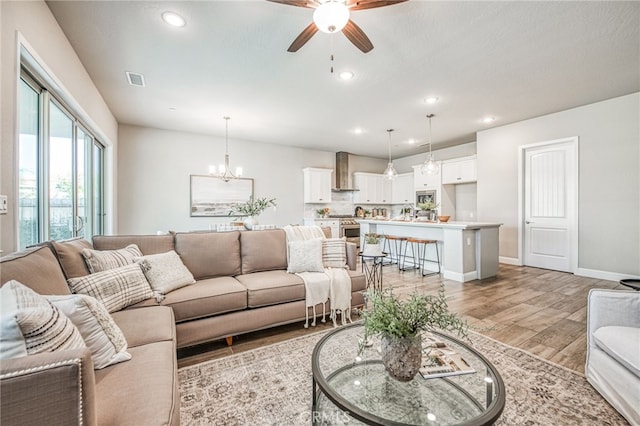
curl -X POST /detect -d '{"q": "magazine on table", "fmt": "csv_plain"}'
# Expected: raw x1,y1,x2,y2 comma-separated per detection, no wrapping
420,335,476,379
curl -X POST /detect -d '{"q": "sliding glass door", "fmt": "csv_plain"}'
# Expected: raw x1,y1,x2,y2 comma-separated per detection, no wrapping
18,71,104,249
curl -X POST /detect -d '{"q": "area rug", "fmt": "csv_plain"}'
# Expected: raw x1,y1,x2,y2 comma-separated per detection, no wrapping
178,328,628,425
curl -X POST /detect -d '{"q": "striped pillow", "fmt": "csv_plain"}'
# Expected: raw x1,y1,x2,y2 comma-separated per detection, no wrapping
322,238,347,268
67,263,154,313
47,294,132,369
81,244,143,273
0,280,85,358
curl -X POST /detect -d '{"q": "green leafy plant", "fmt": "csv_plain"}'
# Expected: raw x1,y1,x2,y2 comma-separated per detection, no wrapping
315,207,330,217
361,285,467,341
364,233,381,244
228,197,276,217
418,201,439,211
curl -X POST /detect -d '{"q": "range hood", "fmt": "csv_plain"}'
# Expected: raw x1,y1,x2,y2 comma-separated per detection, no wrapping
333,151,359,191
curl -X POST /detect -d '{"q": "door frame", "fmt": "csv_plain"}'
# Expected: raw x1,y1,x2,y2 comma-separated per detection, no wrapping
517,137,579,272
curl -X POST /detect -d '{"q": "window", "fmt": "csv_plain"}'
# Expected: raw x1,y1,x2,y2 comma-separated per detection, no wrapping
18,70,104,249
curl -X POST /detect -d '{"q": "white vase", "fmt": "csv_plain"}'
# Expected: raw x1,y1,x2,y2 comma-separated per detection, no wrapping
243,216,258,230
363,242,383,256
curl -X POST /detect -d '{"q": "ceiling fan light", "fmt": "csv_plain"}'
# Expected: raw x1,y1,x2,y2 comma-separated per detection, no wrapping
313,2,350,34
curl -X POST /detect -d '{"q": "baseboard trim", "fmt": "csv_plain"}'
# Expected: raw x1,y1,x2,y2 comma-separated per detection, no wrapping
499,256,521,266
443,270,478,283
576,268,640,283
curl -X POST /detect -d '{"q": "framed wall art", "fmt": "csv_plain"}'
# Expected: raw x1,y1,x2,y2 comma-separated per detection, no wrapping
190,175,254,217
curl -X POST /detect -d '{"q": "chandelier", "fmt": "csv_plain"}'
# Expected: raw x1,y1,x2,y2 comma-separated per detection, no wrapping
383,128,398,181
209,116,242,182
420,114,438,175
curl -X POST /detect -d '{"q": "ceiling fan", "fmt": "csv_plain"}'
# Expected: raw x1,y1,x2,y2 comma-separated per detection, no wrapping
267,0,408,53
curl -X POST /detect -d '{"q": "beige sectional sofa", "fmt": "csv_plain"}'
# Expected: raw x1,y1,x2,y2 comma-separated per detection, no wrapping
0,229,365,425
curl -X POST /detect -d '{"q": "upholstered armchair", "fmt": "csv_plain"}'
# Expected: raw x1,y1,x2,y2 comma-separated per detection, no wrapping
585,289,640,425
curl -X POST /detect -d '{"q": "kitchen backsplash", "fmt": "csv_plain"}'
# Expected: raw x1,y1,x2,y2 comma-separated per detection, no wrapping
303,191,406,219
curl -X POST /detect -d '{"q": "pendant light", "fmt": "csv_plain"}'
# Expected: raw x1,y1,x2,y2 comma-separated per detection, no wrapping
209,116,242,182
383,128,398,181
420,114,438,175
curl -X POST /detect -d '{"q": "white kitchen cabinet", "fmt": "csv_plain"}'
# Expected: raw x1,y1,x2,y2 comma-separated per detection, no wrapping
303,168,332,203
353,173,391,204
391,173,414,204
412,164,441,189
441,157,477,184
303,218,339,238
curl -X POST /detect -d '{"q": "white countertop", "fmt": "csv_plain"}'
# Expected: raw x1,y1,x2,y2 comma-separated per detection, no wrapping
357,219,502,230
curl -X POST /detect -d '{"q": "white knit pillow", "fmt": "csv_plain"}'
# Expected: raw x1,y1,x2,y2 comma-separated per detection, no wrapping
47,294,131,369
67,263,154,313
287,239,324,273
81,244,143,273
0,280,85,359
135,250,195,301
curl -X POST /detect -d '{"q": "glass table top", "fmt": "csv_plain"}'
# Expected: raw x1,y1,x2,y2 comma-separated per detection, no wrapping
312,322,505,426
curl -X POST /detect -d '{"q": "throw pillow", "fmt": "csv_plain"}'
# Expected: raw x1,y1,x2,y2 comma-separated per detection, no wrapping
0,280,85,359
322,237,347,268
135,250,195,302
47,294,132,369
67,263,154,313
81,244,143,274
287,239,324,273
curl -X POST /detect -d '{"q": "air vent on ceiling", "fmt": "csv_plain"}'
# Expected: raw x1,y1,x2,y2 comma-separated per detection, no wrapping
125,71,145,87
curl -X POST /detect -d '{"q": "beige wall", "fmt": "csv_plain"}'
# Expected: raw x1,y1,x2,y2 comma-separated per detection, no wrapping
0,0,117,252
116,125,390,234
477,93,639,277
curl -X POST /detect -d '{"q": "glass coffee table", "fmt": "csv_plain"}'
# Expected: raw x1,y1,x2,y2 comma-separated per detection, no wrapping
312,322,505,425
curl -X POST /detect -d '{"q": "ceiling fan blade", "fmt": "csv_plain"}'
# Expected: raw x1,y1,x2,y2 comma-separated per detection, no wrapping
266,0,317,8
342,20,374,53
347,0,408,11
288,22,319,52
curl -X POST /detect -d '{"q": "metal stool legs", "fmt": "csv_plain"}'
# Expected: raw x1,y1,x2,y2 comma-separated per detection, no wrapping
403,238,441,276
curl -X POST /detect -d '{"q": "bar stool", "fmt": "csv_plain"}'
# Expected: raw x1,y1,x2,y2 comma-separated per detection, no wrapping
383,235,409,270
402,237,441,276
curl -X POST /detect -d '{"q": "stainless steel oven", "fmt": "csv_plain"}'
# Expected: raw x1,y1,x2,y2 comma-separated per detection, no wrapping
338,218,360,248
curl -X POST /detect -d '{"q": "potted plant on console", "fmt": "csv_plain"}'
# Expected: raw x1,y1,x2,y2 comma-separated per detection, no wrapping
228,197,276,230
361,286,467,382
362,233,383,256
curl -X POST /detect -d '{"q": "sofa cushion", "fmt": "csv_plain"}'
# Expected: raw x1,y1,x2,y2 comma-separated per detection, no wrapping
0,246,71,295
322,238,347,268
593,326,640,378
287,239,324,273
0,280,86,358
67,264,154,313
240,229,287,274
82,244,143,273
135,250,195,301
47,294,131,369
160,277,247,322
111,305,175,348
235,270,306,308
93,234,175,255
50,238,93,278
93,340,178,426
174,231,241,279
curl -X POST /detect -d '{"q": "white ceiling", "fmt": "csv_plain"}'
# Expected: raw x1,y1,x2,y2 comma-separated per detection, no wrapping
46,1,639,159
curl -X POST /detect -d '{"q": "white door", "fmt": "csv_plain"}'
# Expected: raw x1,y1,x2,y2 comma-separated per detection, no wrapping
523,139,577,272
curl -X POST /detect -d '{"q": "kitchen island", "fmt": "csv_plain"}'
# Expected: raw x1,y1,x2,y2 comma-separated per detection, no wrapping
359,220,502,283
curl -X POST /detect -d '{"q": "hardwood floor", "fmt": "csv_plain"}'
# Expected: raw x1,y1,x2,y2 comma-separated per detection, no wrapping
177,263,625,373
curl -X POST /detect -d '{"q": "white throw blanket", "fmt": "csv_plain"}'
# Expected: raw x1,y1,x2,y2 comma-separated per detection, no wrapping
283,225,352,328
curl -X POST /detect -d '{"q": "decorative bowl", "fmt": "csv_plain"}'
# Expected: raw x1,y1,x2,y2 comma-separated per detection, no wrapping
438,215,451,223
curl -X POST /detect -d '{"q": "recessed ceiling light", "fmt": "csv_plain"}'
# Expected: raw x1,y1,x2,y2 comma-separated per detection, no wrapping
338,71,355,80
481,116,496,124
425,97,439,104
354,127,363,135
162,11,186,27
169,107,176,112
407,138,416,144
